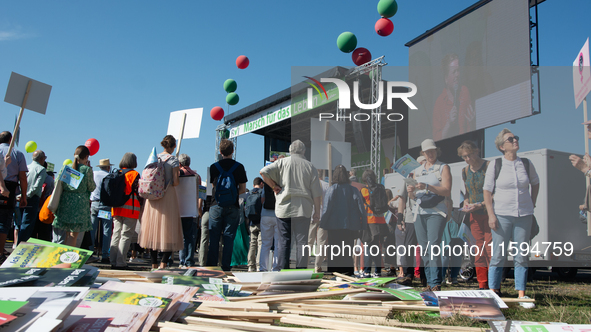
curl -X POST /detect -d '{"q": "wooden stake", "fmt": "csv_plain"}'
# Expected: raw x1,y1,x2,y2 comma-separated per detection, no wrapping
280,314,424,332
7,80,32,156
176,112,187,157
585,97,591,236
241,288,366,303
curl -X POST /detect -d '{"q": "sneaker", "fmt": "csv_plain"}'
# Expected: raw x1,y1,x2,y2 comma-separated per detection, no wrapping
354,270,360,277
314,267,322,273
129,257,144,263
421,285,432,292
492,289,503,298
358,272,370,279
396,276,413,286
100,258,110,264
519,296,535,309
430,285,441,292
446,279,459,286
371,272,381,278
383,267,396,276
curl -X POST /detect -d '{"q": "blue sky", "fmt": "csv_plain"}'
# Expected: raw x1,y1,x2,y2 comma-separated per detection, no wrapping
0,0,589,185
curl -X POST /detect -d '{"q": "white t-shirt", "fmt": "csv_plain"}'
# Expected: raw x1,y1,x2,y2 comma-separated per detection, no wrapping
482,157,539,217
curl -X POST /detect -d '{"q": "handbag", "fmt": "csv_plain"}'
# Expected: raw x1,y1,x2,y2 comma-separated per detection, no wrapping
417,192,445,208
47,180,63,213
39,195,55,224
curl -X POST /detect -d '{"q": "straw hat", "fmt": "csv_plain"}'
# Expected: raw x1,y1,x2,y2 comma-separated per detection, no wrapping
96,159,113,167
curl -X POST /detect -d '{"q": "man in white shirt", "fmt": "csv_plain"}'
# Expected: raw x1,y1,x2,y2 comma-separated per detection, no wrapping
90,159,114,263
18,150,47,244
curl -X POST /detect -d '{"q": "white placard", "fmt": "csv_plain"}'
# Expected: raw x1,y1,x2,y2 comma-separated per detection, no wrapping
574,38,591,109
4,72,52,114
167,108,203,139
176,176,197,218
310,140,351,170
310,119,346,142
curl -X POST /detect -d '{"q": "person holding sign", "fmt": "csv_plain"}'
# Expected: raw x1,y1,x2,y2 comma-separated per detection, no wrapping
53,145,96,247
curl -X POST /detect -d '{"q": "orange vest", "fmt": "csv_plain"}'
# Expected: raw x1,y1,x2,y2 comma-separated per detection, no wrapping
112,170,141,219
361,187,386,224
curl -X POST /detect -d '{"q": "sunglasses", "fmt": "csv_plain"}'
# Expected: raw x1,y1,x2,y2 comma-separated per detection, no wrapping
505,136,519,143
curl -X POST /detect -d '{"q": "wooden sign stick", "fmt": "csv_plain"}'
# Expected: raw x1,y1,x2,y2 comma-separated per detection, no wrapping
7,80,32,156
175,112,187,157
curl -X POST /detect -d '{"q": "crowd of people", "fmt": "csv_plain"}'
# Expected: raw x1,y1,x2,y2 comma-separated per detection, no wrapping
0,127,554,309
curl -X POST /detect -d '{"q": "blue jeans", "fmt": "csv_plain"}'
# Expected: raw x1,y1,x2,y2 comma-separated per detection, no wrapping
441,249,462,282
179,217,197,266
414,213,446,288
90,201,113,259
206,205,239,271
488,214,532,291
19,195,40,244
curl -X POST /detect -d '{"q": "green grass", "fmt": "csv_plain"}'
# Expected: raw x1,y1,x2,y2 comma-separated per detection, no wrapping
388,275,591,328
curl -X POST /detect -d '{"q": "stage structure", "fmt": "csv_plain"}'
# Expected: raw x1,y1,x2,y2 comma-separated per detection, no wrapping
215,57,400,176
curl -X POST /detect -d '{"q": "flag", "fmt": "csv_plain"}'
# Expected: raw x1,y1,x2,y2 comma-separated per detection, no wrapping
145,147,158,168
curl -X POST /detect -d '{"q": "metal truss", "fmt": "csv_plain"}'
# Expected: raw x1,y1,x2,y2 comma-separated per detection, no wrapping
347,56,387,175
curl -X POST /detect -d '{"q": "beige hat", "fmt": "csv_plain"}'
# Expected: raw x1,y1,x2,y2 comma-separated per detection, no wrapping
421,139,437,151
96,159,113,167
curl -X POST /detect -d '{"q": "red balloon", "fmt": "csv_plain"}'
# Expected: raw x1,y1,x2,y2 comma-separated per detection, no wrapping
210,106,224,121
85,138,100,156
236,55,249,69
375,18,394,36
352,48,372,66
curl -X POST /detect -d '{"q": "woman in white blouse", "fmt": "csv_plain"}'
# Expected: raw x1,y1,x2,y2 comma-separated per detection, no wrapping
483,128,539,308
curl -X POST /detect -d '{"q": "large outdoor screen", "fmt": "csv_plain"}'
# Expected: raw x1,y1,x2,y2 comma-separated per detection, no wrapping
407,0,532,148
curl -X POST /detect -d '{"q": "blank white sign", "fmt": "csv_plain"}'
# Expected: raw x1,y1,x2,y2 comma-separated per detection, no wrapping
167,108,203,139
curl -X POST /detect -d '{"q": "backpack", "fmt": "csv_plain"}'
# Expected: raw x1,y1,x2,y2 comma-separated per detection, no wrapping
493,157,539,239
214,162,239,207
244,188,263,223
100,168,133,207
365,183,389,215
138,155,171,200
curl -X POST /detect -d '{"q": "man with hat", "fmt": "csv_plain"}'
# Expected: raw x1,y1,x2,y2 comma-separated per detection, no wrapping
90,158,114,263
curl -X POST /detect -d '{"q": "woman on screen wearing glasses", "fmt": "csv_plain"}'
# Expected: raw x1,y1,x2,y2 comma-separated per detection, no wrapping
483,129,539,309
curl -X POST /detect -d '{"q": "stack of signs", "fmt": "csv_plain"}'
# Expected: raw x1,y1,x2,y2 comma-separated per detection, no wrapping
429,289,507,321
348,277,422,301
489,321,568,332
1,238,92,269
75,290,172,332
0,267,98,287
438,296,505,321
99,281,198,322
0,287,89,332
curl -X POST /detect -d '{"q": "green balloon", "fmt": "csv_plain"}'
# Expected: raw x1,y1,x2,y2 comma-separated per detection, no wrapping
377,0,398,18
226,92,239,106
223,79,237,93
337,32,357,53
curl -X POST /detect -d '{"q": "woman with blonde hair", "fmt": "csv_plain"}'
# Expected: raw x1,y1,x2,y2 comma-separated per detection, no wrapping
139,135,183,269
483,129,539,308
53,145,96,246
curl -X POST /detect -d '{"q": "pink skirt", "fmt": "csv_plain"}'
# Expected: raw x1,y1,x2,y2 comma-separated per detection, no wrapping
139,186,183,252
